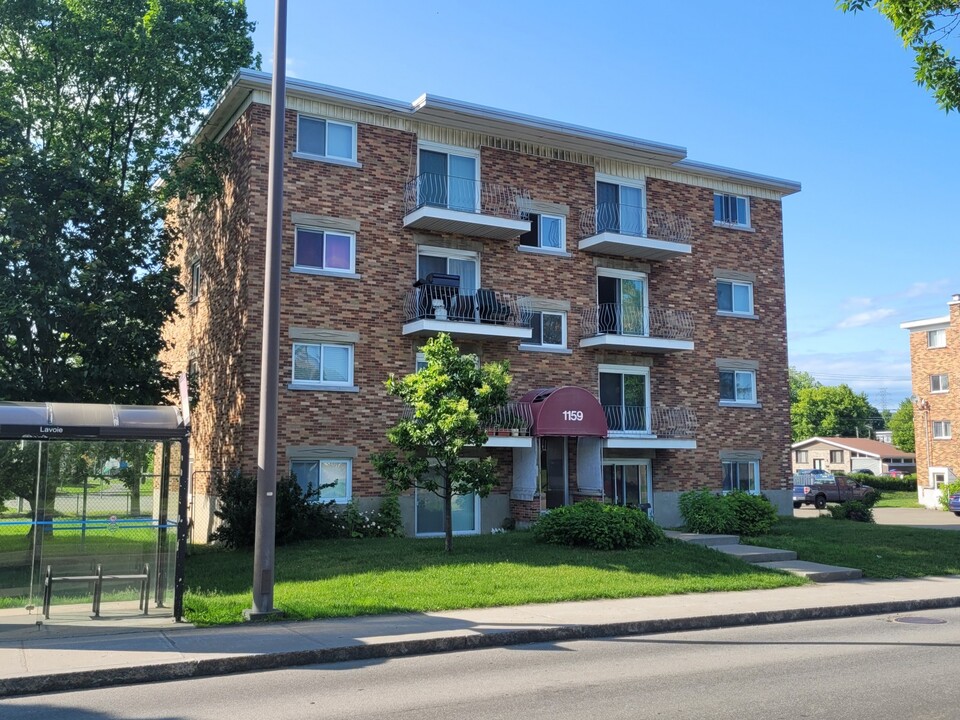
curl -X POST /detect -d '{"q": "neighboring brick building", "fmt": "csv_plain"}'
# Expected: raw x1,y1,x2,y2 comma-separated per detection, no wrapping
790,437,915,476
901,295,960,508
161,71,800,540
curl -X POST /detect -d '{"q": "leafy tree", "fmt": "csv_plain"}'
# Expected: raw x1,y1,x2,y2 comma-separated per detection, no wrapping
0,0,257,404
372,334,510,552
839,1,960,112
889,397,916,451
791,384,875,441
789,367,821,404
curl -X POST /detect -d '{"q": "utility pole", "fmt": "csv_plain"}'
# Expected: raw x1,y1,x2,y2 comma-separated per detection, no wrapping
246,0,286,621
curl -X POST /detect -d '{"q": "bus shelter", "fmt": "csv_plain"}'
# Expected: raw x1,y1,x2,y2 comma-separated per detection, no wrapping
0,402,189,622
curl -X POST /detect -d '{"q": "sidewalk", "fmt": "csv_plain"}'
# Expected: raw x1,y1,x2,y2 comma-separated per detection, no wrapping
2,576,960,697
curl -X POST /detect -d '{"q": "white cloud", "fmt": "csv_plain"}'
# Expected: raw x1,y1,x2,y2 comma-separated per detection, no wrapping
843,296,874,310
835,308,896,329
903,279,950,299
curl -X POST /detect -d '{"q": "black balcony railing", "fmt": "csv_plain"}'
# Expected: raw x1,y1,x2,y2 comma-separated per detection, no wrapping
603,405,698,438
578,203,692,244
404,173,531,221
403,284,531,329
581,304,694,341
401,402,534,436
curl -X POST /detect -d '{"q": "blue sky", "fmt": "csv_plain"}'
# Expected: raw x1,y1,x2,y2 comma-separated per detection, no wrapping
243,0,960,412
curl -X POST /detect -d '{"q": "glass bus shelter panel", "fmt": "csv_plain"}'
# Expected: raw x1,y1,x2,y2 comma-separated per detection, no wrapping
0,439,177,616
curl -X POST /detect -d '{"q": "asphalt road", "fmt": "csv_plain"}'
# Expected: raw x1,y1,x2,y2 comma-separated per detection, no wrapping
3,610,959,720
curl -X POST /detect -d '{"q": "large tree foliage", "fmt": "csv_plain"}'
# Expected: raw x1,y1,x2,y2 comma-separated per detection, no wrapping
889,397,916,451
0,0,257,403
789,367,821,404
839,0,960,112
372,334,510,552
791,384,876,441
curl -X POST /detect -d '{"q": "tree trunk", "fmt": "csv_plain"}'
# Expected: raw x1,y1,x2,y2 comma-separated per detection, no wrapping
444,478,453,553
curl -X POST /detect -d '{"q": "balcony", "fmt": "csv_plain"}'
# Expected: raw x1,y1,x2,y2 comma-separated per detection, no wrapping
403,402,534,448
603,405,698,450
403,173,532,240
402,281,532,340
580,304,694,353
578,203,692,260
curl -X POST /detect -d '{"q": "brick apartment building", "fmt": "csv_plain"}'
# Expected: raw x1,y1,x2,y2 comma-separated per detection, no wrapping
901,294,960,508
162,70,800,541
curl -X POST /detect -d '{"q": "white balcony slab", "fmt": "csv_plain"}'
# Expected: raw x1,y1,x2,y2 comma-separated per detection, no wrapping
579,334,693,353
403,206,530,240
402,318,532,340
578,231,691,261
481,436,533,448
603,436,697,450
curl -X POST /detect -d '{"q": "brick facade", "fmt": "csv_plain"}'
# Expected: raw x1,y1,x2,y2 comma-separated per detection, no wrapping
903,297,960,506
161,75,799,539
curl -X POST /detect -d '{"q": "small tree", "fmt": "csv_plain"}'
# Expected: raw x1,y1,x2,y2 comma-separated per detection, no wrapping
889,398,916,452
372,334,510,552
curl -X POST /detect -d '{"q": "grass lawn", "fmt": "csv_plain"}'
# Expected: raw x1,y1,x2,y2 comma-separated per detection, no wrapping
874,491,923,509
747,516,960,578
183,532,807,626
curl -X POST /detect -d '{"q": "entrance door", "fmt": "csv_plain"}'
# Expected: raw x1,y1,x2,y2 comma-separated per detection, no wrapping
602,460,652,514
813,459,823,470
541,437,567,509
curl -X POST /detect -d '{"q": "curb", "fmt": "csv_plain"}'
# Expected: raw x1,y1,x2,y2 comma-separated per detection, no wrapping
3,595,960,698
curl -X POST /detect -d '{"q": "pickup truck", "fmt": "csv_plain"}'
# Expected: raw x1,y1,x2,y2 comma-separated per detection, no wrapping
792,472,876,509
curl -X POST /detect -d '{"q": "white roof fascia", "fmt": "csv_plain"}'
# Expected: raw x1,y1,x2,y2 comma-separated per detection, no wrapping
900,316,950,331
791,437,880,458
673,159,801,196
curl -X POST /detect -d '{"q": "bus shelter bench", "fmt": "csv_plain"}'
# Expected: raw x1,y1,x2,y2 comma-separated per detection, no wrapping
43,563,151,619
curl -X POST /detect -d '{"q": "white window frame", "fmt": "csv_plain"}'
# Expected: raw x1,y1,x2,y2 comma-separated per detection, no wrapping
416,245,481,286
716,278,754,315
519,213,566,253
928,328,947,348
414,460,481,537
714,193,751,228
596,267,650,337
722,459,760,494
417,141,481,213
930,374,949,393
598,363,652,435
292,342,354,388
933,420,952,439
189,260,201,302
296,114,357,163
595,173,646,237
293,226,356,275
526,310,567,349
718,368,757,405
289,458,352,504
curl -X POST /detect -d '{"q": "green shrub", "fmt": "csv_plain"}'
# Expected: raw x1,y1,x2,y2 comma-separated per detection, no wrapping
373,492,405,538
851,473,915,492
677,490,735,534
679,490,779,535
210,472,346,549
340,494,406,538
828,500,874,523
532,501,664,550
940,480,960,511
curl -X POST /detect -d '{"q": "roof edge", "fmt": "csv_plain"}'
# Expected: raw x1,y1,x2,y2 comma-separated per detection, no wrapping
673,159,801,196
900,315,950,330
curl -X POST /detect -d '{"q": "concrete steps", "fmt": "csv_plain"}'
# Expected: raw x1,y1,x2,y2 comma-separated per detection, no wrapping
666,530,863,582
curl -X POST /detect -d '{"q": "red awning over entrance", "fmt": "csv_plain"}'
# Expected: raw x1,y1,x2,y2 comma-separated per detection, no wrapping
518,386,608,438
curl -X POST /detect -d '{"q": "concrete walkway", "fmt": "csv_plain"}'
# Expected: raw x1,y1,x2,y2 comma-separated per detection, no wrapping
2,576,960,698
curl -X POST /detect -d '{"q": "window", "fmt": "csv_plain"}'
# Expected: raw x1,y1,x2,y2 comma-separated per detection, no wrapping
294,227,355,273
416,485,479,536
290,459,351,503
716,279,753,315
292,342,353,387
829,450,844,463
596,179,644,236
599,365,650,433
928,329,947,348
719,369,756,404
418,146,478,212
597,269,647,336
934,421,952,439
189,261,201,301
714,193,750,227
527,311,566,349
297,116,356,162
795,450,808,463
519,213,565,252
722,460,759,494
931,374,949,393
417,247,479,291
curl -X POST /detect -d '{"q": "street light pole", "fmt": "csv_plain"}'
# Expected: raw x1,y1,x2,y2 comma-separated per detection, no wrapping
247,0,287,620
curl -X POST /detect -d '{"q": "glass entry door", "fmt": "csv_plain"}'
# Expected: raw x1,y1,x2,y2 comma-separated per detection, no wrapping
597,275,646,336
602,461,652,512
540,437,567,510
